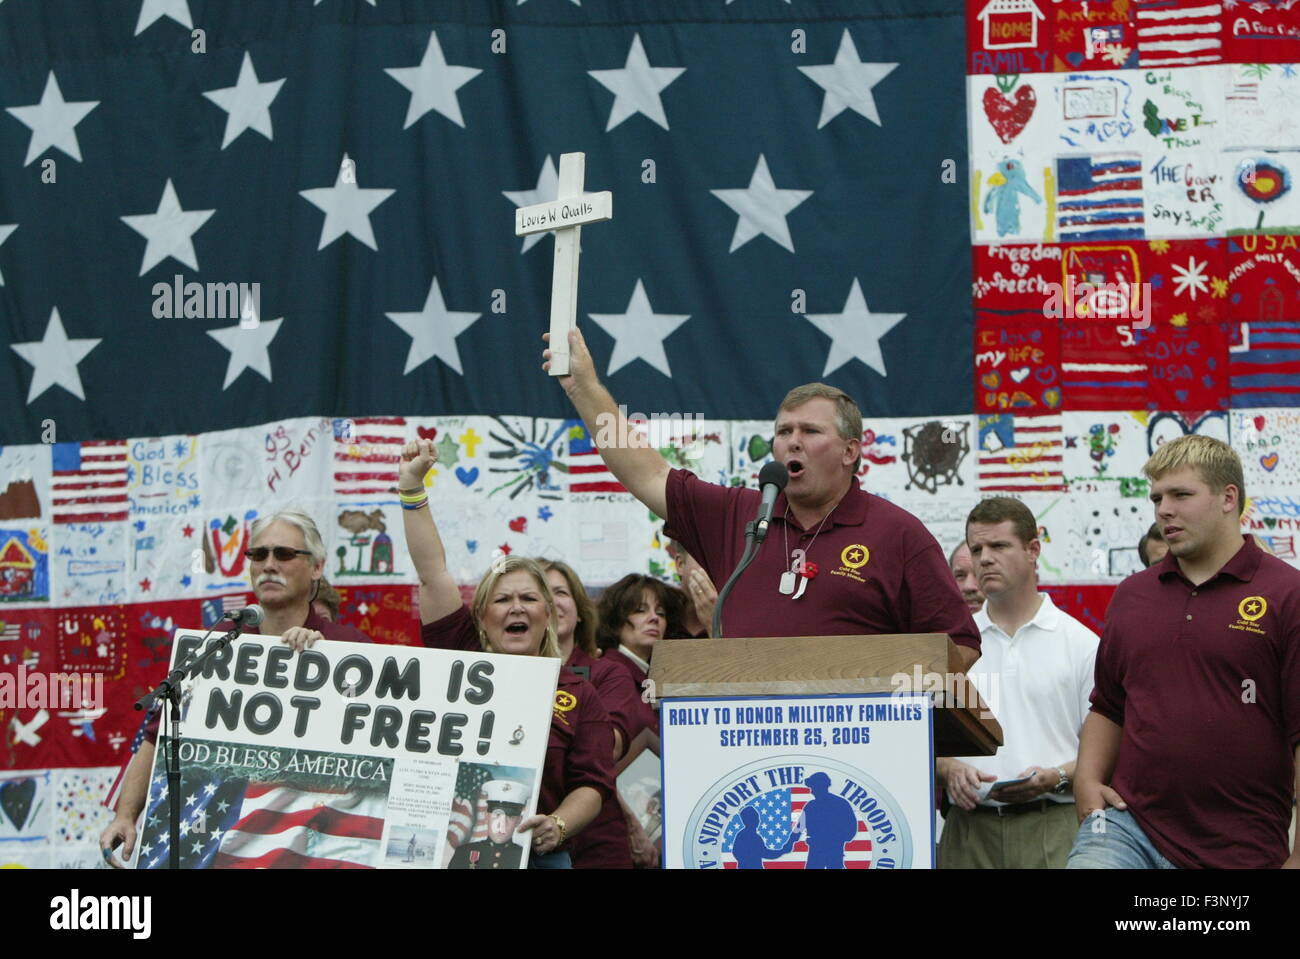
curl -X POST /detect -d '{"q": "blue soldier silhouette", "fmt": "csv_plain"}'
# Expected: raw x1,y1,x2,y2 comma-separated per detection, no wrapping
798,772,858,869
731,805,797,869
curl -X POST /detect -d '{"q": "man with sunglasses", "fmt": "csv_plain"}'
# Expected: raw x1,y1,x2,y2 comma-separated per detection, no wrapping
99,511,371,867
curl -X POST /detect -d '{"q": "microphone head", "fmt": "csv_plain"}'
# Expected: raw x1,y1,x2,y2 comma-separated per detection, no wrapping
758,461,789,490
243,604,265,627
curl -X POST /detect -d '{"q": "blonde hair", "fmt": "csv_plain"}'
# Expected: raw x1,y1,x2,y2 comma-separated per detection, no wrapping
536,558,598,656
470,556,560,658
1143,435,1246,516
777,383,863,443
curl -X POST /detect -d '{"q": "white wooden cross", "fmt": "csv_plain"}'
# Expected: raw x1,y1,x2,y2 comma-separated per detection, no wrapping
514,152,613,376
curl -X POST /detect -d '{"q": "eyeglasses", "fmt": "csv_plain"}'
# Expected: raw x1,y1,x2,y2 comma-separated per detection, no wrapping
245,547,312,562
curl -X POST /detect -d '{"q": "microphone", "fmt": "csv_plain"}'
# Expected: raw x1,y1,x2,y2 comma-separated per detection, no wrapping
223,604,265,627
754,461,789,543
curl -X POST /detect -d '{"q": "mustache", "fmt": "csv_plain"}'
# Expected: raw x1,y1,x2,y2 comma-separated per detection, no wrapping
256,574,287,587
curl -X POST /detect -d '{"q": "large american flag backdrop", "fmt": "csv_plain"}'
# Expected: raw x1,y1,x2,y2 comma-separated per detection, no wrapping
0,0,1297,867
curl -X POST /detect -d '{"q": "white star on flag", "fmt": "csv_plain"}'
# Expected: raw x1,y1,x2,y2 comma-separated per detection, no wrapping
299,154,395,250
1171,257,1210,300
120,179,216,275
10,307,102,403
798,29,898,128
6,71,99,166
804,278,906,377
710,154,812,253
588,34,685,131
503,156,562,253
202,52,286,149
207,317,285,389
386,276,482,375
0,223,16,284
588,279,690,377
135,0,192,35
384,30,482,129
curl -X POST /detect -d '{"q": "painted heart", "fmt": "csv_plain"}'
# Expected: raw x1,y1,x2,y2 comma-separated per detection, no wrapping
747,435,770,463
1264,517,1278,529
1042,386,1063,409
1261,452,1279,472
1034,365,1058,384
1066,51,1083,68
455,466,479,486
1010,367,1030,383
0,778,36,831
416,426,438,441
1175,389,1189,404
508,516,527,533
982,84,1036,144
981,372,1001,390
1254,415,1266,433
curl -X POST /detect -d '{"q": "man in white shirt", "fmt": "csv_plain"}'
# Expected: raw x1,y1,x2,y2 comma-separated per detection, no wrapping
936,497,1098,869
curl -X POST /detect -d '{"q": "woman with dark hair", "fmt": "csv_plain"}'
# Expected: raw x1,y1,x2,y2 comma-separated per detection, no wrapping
400,439,614,869
536,558,639,868
596,574,688,737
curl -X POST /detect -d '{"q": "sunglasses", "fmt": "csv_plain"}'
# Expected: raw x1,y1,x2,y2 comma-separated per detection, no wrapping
245,547,312,562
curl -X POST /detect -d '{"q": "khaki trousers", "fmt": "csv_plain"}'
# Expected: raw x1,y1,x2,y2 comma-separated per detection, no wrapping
937,801,1078,869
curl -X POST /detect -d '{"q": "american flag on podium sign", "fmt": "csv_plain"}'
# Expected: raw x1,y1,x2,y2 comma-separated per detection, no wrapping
720,785,874,869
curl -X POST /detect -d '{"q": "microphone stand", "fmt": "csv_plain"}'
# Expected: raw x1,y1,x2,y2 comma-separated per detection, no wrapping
711,520,766,639
134,618,252,869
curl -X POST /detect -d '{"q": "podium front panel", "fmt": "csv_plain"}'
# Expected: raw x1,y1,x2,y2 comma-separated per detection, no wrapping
660,692,934,869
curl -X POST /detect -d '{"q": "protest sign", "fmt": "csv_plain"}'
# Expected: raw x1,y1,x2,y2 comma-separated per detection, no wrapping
136,630,558,869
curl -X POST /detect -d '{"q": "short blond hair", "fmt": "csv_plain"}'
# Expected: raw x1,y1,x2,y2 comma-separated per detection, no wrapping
1143,435,1246,516
471,556,560,658
777,383,863,442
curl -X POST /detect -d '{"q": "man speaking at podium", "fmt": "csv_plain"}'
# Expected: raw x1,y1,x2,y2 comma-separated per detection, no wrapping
544,329,980,669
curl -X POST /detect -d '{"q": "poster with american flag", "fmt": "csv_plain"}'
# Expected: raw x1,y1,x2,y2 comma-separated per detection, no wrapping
662,693,933,870
133,631,557,868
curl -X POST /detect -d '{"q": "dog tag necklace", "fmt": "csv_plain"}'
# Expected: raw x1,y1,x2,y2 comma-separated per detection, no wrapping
780,509,831,597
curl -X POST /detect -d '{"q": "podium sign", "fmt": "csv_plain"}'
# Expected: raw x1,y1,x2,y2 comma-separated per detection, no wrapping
661,692,934,869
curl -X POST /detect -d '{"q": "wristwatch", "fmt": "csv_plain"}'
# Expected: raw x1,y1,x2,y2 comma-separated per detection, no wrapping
1052,767,1070,794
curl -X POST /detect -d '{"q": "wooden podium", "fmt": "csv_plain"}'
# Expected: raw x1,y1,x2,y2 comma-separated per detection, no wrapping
649,632,1002,756
650,633,1003,869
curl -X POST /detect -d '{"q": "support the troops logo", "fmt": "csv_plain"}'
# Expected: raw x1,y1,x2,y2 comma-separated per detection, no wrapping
682,756,913,869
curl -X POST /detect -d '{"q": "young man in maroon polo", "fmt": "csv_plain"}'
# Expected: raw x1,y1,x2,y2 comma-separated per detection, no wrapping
99,510,372,867
1069,435,1300,869
543,327,980,668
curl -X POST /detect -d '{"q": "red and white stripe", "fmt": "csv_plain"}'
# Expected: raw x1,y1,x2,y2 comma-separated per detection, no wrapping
446,792,492,850
568,449,627,494
1135,2,1222,66
213,784,385,869
52,441,128,524
723,787,875,869
334,417,404,496
978,414,1065,493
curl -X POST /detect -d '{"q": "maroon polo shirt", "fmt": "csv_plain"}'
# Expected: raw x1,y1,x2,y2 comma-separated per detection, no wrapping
1092,537,1300,869
601,648,659,738
143,606,373,745
568,645,642,750
664,468,980,651
421,607,621,864
565,645,638,868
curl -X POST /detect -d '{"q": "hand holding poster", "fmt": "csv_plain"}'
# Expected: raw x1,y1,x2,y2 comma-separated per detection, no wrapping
136,630,558,869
